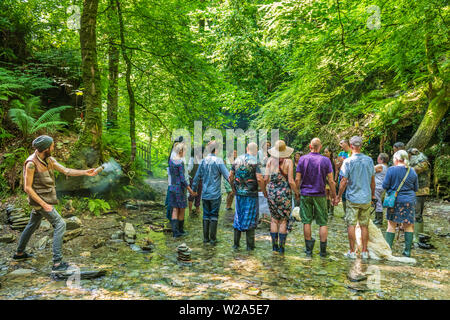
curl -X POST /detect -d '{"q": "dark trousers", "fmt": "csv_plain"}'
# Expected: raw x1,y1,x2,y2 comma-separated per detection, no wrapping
202,197,221,221
415,196,426,223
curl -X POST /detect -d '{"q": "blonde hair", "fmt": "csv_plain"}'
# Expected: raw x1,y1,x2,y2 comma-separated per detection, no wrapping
393,150,409,166
174,142,186,156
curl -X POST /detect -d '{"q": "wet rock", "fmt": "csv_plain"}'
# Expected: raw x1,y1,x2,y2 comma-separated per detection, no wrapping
93,239,106,249
8,269,36,277
130,244,142,252
124,223,136,244
65,216,82,231
34,235,49,250
347,271,368,282
0,233,16,243
124,204,139,210
80,251,91,258
6,205,29,231
111,230,124,240
52,268,106,280
63,228,82,242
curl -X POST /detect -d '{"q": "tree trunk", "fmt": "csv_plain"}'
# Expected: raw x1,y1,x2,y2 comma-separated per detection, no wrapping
77,0,103,167
406,86,449,150
116,0,136,163
107,0,119,130
406,30,449,151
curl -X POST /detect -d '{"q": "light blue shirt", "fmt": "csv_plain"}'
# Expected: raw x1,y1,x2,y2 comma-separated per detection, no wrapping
340,153,375,204
192,154,230,200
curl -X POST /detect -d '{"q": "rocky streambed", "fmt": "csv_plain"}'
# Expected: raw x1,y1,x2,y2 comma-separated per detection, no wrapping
0,193,449,300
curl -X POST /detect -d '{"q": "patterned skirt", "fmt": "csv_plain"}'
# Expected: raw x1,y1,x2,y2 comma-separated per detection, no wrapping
386,201,415,224
268,173,292,221
168,185,187,209
233,195,259,231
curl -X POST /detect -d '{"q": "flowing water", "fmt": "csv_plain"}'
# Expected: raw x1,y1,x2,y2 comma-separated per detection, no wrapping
0,180,449,300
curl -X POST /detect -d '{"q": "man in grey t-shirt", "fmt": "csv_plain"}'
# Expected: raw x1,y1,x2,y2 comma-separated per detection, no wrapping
335,136,376,260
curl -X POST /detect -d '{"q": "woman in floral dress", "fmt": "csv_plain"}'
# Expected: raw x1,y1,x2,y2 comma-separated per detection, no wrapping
168,142,196,238
264,140,299,253
383,150,418,257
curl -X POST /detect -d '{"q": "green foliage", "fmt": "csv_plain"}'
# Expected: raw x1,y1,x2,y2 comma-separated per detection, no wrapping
8,105,72,138
85,198,111,217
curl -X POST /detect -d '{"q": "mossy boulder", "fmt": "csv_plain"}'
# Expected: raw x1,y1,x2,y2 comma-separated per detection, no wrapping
434,155,450,200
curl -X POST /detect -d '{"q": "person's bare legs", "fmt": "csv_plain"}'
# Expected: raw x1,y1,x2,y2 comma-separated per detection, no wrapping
347,225,356,252
403,222,414,232
387,220,397,233
279,220,287,234
171,208,179,220
360,225,369,252
319,226,328,242
270,217,279,233
303,224,312,240
179,208,185,221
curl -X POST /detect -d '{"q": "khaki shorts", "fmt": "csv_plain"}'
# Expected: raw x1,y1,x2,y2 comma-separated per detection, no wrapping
345,201,372,226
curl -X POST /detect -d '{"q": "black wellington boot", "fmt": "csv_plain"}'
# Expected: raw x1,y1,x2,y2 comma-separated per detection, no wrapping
209,220,218,245
305,238,315,257
178,220,187,236
203,220,210,243
246,228,255,251
319,241,327,257
233,228,241,249
270,232,279,252
171,219,181,238
278,233,287,254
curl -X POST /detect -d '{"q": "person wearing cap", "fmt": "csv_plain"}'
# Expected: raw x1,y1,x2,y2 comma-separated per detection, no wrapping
335,136,376,260
408,148,431,246
229,142,265,250
265,140,298,254
14,135,99,272
295,138,335,257
389,142,406,166
192,140,230,245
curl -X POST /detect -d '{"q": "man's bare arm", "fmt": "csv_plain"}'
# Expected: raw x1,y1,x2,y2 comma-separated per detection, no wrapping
337,177,348,200
327,172,336,199
50,157,97,177
295,172,301,191
24,162,53,212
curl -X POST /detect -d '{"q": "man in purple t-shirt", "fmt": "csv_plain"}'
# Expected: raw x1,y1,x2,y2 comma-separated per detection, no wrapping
295,138,336,257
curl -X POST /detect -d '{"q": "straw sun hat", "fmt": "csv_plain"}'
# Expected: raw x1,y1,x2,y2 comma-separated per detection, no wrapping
268,140,294,158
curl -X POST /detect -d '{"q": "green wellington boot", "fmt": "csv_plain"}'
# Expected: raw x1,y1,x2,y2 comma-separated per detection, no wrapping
414,222,424,244
385,232,395,249
403,232,414,257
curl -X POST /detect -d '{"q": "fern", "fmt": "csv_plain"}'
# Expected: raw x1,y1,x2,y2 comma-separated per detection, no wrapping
33,105,71,129
7,108,34,137
8,105,72,138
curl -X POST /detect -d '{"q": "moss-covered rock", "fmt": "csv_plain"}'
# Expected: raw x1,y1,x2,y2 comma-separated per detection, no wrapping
434,155,450,200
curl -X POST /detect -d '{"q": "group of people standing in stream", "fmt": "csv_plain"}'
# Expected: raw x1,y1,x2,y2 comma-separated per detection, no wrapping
166,136,431,259
11,133,431,272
